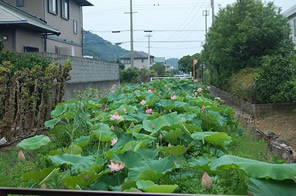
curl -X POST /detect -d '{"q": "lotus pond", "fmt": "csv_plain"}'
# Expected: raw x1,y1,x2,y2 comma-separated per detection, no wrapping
12,79,296,195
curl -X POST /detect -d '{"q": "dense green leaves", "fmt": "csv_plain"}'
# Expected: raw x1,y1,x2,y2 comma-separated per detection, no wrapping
202,0,294,90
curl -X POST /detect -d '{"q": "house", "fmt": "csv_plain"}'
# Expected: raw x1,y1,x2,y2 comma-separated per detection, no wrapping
119,51,155,69
283,4,296,50
0,0,92,56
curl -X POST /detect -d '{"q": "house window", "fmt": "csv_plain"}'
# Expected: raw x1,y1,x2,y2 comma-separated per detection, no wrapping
61,0,69,20
48,0,57,15
16,0,24,7
124,59,131,64
141,59,144,63
24,46,39,53
294,19,296,37
73,20,77,34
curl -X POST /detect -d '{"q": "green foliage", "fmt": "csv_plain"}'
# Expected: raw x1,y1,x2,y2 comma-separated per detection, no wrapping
116,59,125,70
255,54,296,103
0,40,3,51
0,50,51,73
10,79,296,194
229,68,259,102
120,68,140,83
178,53,202,74
151,63,165,76
83,30,128,61
202,0,294,89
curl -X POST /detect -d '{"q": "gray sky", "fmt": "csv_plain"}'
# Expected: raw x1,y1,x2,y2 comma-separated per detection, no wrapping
83,0,295,59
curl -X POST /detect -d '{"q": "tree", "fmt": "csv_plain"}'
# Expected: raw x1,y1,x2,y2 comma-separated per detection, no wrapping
151,63,165,76
116,59,125,70
202,0,294,89
178,53,202,74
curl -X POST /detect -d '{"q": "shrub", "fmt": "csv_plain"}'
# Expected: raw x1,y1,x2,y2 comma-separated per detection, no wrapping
229,68,259,103
255,54,296,103
120,68,140,83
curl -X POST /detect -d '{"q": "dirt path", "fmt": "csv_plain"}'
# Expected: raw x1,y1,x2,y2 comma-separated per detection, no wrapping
255,112,296,150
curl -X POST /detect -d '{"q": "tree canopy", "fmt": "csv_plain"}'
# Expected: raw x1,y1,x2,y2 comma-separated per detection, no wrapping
151,63,165,76
202,0,294,89
178,53,202,74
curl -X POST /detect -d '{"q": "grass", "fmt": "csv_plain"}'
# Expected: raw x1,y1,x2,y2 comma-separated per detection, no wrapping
0,148,38,187
228,126,275,163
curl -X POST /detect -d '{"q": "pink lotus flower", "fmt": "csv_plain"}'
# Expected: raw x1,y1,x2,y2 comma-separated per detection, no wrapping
18,150,25,161
202,172,212,190
163,109,167,113
146,108,153,114
171,95,177,100
111,138,118,146
194,79,198,83
110,112,124,121
41,183,47,189
108,160,125,172
140,100,147,105
128,146,133,151
130,122,135,128
110,90,115,94
202,105,206,111
198,88,203,93
148,89,156,93
122,107,127,113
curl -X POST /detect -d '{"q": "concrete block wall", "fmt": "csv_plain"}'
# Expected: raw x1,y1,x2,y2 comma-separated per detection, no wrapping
209,86,296,118
40,53,120,99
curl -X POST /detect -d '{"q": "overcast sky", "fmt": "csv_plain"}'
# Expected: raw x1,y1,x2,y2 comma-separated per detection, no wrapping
83,0,295,59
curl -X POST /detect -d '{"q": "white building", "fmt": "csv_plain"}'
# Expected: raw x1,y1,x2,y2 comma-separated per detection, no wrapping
119,51,155,69
283,4,296,50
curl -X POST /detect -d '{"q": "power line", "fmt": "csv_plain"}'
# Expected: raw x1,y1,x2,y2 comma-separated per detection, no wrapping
88,29,205,33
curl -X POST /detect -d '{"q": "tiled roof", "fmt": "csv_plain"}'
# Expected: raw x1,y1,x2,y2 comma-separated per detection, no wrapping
120,51,155,59
283,4,296,18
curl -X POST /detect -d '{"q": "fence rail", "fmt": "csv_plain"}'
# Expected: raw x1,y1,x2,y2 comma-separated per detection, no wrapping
0,188,229,196
150,76,193,81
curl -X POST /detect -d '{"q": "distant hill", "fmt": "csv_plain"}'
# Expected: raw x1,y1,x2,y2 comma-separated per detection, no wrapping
83,30,129,62
166,58,179,69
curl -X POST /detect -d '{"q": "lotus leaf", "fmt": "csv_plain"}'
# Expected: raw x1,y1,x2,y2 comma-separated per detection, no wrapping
17,135,51,150
211,155,296,180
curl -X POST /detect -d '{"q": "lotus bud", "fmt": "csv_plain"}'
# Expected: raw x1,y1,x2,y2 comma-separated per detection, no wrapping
130,122,135,128
163,109,167,113
201,172,212,190
18,150,25,161
202,105,206,111
122,107,127,113
128,146,133,151
84,173,89,181
111,125,115,130
159,134,163,140
41,183,47,189
168,143,172,148
152,124,155,129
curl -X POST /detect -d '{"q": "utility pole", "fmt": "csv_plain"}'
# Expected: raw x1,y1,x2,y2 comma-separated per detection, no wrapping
145,32,152,69
130,0,134,68
211,0,215,24
124,0,135,68
202,10,209,83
